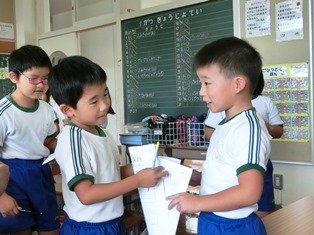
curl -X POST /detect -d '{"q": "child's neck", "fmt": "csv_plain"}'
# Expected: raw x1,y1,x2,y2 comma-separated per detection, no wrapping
69,121,99,136
11,91,36,109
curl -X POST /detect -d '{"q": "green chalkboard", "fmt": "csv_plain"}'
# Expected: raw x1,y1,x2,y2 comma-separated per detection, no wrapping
0,53,15,99
122,0,233,123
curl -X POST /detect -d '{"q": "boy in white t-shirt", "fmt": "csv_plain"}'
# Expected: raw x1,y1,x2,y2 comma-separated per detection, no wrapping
48,56,167,235
204,72,283,218
0,45,60,234
167,37,271,235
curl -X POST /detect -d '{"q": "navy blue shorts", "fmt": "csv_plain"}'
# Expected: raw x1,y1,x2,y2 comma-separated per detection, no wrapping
198,212,266,235
0,159,60,233
60,217,126,235
258,160,275,212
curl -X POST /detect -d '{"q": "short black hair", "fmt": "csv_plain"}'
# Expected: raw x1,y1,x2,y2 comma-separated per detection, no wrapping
9,45,52,74
193,37,262,94
49,56,115,114
253,72,265,96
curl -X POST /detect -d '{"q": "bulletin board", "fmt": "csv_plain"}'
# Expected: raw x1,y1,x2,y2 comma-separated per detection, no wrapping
121,0,233,123
240,0,312,164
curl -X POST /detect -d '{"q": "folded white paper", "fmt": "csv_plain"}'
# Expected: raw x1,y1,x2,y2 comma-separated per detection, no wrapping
128,144,192,235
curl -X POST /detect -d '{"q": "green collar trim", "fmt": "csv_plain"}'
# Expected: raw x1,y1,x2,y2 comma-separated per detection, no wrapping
219,107,256,125
6,94,39,112
67,121,106,137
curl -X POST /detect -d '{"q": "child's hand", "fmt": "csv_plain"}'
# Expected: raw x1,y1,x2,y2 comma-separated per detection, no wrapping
0,192,21,217
167,192,200,214
136,166,167,188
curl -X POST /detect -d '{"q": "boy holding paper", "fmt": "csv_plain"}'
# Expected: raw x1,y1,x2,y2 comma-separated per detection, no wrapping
48,55,167,235
167,37,271,235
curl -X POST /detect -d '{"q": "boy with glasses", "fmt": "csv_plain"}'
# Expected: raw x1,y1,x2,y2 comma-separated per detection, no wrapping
0,45,60,234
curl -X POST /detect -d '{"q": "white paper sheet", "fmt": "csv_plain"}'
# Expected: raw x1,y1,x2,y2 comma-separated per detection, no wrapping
128,144,192,235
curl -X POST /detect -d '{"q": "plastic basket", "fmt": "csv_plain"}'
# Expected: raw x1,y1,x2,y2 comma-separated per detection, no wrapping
187,122,208,147
146,121,187,145
146,121,209,147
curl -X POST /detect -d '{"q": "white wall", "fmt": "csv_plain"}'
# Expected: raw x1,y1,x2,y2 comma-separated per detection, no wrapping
38,33,78,57
14,0,37,47
273,162,314,205
79,25,120,143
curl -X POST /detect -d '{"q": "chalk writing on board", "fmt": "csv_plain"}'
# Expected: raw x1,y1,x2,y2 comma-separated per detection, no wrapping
122,0,233,123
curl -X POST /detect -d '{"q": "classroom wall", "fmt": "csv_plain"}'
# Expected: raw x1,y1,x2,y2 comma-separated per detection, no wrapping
0,0,15,53
13,0,314,206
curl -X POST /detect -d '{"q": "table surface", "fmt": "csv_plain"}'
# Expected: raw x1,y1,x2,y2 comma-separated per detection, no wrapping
262,195,314,235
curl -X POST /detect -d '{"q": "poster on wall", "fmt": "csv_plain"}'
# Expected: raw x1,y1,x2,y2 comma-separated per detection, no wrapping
262,62,309,142
245,0,271,38
275,0,303,41
0,22,14,40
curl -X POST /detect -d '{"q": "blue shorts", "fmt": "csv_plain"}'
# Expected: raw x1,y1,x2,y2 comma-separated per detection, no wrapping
0,159,60,233
60,217,126,235
258,160,275,212
198,212,266,235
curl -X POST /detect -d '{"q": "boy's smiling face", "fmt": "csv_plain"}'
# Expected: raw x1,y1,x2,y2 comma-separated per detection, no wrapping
197,63,235,114
64,82,110,132
197,63,251,119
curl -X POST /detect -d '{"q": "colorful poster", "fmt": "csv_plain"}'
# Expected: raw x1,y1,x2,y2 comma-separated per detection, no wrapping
262,62,309,142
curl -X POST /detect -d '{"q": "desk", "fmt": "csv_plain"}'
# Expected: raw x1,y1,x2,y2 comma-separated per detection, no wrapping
164,145,207,160
262,196,314,235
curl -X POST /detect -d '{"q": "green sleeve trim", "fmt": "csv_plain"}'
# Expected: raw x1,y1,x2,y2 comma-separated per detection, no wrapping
68,174,94,191
237,163,265,176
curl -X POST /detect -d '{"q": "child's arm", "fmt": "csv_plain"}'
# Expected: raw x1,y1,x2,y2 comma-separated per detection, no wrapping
189,169,201,186
0,192,22,217
0,163,22,217
0,163,9,195
120,164,134,179
73,166,167,205
44,136,57,153
167,169,263,214
266,123,283,139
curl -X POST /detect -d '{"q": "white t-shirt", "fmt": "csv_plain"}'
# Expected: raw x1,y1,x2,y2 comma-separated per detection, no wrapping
200,108,271,219
204,95,284,129
54,124,123,223
0,95,56,160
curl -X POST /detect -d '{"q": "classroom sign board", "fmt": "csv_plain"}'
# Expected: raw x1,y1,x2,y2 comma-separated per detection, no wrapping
121,0,233,123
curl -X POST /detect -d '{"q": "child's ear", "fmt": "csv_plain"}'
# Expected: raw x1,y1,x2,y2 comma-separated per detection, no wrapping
60,104,74,119
8,71,19,84
234,76,247,93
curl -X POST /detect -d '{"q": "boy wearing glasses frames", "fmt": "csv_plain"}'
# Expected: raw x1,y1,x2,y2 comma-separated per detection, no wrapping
48,56,167,235
0,45,60,235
